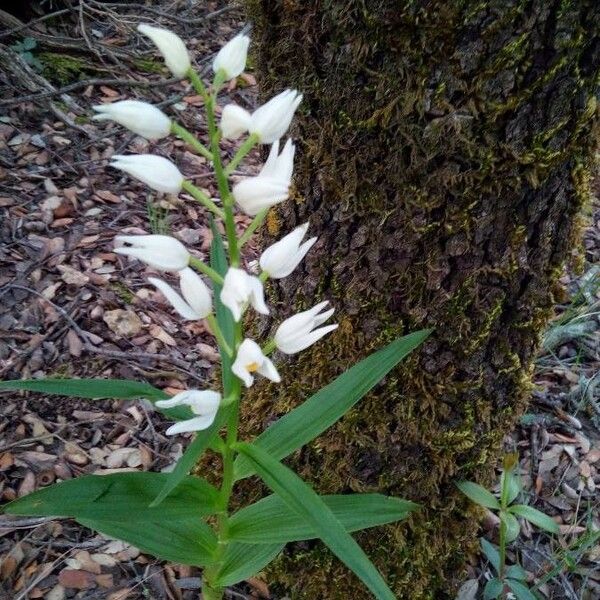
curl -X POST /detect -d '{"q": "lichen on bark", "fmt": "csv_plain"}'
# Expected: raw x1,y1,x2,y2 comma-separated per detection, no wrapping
236,1,600,597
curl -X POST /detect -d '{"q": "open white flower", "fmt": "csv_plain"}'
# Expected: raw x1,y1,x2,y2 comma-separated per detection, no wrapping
274,301,338,354
220,267,269,321
110,154,184,195
232,140,295,215
149,267,211,320
260,222,316,279
155,390,221,435
213,33,250,80
220,104,252,140
249,89,302,144
114,234,189,271
137,24,191,78
232,339,280,387
92,100,171,140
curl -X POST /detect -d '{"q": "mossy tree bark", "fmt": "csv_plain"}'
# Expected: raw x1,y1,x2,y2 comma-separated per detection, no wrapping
241,1,599,598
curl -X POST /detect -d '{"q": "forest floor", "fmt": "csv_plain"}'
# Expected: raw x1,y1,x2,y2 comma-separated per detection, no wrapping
0,2,599,600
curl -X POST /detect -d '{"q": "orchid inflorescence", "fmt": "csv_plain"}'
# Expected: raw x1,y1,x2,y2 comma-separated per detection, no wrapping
0,25,430,600
1,26,429,600
96,26,337,438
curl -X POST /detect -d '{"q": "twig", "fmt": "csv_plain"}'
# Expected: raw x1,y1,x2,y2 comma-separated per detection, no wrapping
0,76,180,107
0,7,74,39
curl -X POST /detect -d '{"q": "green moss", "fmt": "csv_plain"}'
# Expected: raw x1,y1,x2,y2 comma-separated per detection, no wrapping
39,52,92,85
238,0,599,597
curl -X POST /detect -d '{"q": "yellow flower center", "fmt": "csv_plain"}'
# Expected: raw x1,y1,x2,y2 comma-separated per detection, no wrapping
246,361,260,372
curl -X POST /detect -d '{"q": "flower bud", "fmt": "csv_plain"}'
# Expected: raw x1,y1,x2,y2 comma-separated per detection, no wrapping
155,389,221,434
149,267,211,320
92,100,171,140
232,339,280,387
110,154,184,195
220,104,252,140
212,33,250,80
260,223,316,279
220,267,269,322
232,140,295,215
249,89,302,144
137,24,191,78
114,234,189,271
275,301,338,354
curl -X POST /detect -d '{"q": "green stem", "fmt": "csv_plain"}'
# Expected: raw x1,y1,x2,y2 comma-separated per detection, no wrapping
225,133,259,175
181,180,225,219
189,67,244,600
498,518,507,581
188,257,224,285
193,71,241,267
238,208,268,249
170,122,213,161
259,270,269,283
206,314,233,357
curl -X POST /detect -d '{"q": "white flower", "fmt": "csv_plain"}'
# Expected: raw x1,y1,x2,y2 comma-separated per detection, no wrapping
137,24,191,78
220,104,252,140
249,89,302,144
232,339,280,387
220,267,269,322
92,100,171,140
110,154,184,195
114,234,189,271
274,301,338,354
155,390,221,435
260,223,316,279
259,138,295,181
212,33,250,80
149,268,211,320
232,140,295,215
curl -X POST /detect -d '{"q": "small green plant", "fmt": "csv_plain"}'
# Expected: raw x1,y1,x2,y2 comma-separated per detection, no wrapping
146,198,170,235
457,454,559,600
10,37,42,71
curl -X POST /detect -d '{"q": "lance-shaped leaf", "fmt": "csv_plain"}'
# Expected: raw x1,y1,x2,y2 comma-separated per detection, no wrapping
3,472,219,520
456,481,501,510
508,504,559,534
79,517,217,566
229,493,418,544
234,329,431,480
234,442,397,600
3,472,219,566
150,405,231,507
0,378,192,421
215,542,285,587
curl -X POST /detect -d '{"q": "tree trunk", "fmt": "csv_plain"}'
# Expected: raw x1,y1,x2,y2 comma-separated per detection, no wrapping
241,1,599,598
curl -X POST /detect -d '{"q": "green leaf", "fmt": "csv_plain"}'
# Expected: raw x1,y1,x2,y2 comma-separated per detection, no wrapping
229,493,418,544
480,538,500,573
505,564,528,581
4,472,219,520
234,330,431,480
149,406,231,507
508,505,559,534
79,517,216,566
456,481,501,510
215,542,285,586
234,442,397,600
501,511,521,543
501,469,521,506
0,378,192,421
483,578,503,600
506,579,538,600
210,219,235,394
